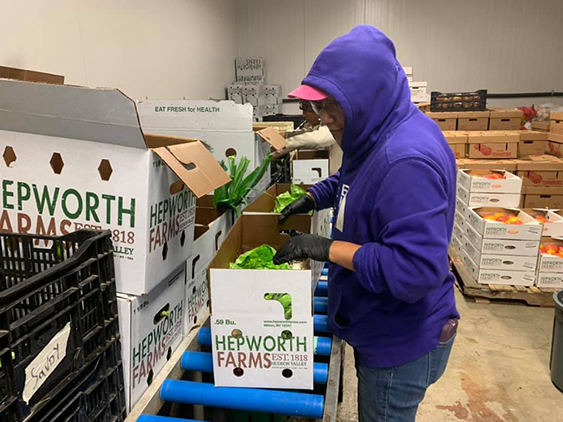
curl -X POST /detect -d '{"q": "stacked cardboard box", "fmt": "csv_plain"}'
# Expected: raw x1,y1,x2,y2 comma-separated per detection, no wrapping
457,111,490,131
443,131,468,158
292,149,330,184
457,169,522,208
515,155,563,208
460,206,541,286
467,131,519,159
226,57,283,119
409,81,429,104
536,231,563,289
519,131,549,157
0,79,231,412
547,111,563,157
488,108,523,130
427,112,457,130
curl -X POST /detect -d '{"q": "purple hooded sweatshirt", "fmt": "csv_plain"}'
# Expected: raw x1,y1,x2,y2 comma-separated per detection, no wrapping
307,26,460,368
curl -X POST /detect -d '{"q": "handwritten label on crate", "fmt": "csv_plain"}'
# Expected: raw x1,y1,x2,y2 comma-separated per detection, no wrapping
22,322,71,404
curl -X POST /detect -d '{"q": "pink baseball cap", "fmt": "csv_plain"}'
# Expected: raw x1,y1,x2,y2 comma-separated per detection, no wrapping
288,84,328,101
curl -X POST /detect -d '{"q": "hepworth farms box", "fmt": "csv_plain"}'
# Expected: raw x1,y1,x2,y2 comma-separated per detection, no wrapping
137,100,287,198
0,79,229,295
118,266,186,411
209,213,320,389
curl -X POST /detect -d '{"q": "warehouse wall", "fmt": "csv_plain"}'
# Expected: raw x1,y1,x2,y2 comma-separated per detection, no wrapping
0,0,237,100
236,0,563,110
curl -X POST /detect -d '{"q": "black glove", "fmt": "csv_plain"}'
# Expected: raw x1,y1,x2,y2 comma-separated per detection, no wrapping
279,194,316,223
273,234,333,265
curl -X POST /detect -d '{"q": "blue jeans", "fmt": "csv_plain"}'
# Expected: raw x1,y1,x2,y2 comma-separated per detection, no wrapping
356,335,455,422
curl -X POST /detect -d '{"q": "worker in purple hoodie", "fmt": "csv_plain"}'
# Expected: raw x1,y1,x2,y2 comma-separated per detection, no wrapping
274,26,460,421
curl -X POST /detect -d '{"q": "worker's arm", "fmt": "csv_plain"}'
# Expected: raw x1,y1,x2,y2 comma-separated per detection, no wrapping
352,158,451,303
277,126,336,156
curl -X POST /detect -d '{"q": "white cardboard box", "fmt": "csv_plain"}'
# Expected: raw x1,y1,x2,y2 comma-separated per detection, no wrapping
466,208,542,241
458,169,522,193
456,185,521,208
450,232,463,250
0,79,229,295
461,250,535,286
118,267,186,411
464,224,539,256
209,214,318,390
463,238,537,271
522,208,563,236
537,236,563,273
293,159,330,184
456,195,469,220
236,57,266,84
536,273,563,288
227,84,245,104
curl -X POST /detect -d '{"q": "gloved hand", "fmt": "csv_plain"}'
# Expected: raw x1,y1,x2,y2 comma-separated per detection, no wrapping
279,194,316,223
273,234,333,265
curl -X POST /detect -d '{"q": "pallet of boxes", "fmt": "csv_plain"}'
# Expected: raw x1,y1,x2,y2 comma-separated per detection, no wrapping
0,78,233,414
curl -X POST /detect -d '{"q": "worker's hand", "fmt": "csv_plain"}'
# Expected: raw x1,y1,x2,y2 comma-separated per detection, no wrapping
273,234,333,264
279,194,316,223
273,148,289,159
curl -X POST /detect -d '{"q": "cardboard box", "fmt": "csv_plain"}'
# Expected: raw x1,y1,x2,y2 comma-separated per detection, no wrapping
531,121,550,132
453,222,465,240
118,267,186,411
244,183,331,238
461,250,534,286
0,65,64,84
458,169,522,194
454,210,465,227
292,150,330,184
467,131,519,159
519,139,548,157
227,84,245,104
457,158,517,171
208,214,318,389
457,111,489,131
466,207,541,241
443,131,468,158
235,57,266,84
450,232,463,251
521,208,563,236
0,79,229,295
488,108,523,130
426,112,457,131
524,194,563,209
456,195,469,220
464,223,539,256
463,238,537,272
536,273,563,288
537,236,563,273
551,111,563,135
456,185,520,208
515,155,563,187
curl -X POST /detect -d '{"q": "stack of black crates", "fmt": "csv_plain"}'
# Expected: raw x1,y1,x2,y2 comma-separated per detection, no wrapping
0,230,126,422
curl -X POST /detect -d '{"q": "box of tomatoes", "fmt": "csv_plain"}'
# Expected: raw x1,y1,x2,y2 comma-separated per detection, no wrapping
466,207,542,241
457,169,522,194
537,236,563,288
521,208,563,237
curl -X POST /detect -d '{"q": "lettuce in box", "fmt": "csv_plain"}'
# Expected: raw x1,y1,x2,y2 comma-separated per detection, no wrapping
229,244,290,270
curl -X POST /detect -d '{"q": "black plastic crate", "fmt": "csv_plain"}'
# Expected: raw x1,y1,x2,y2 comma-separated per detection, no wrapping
28,338,126,422
431,89,487,112
0,230,120,421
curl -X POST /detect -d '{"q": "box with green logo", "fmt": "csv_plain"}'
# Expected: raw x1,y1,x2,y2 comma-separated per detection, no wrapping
118,266,185,411
0,79,229,295
208,213,319,389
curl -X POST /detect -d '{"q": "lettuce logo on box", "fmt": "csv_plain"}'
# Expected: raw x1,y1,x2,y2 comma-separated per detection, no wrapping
1,180,135,248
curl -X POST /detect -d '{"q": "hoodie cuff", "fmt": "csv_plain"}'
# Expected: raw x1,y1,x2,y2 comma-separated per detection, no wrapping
353,243,388,294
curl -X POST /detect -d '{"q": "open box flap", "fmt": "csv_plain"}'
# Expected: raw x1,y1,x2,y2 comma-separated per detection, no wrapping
0,78,146,149
149,135,230,198
256,127,288,151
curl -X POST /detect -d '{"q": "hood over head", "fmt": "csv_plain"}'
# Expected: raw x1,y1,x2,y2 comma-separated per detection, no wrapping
302,25,415,164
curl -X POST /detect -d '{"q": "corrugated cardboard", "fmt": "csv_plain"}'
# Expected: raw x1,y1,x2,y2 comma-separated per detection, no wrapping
532,121,551,132
208,214,317,389
468,142,518,159
457,111,489,131
466,207,541,241
461,250,534,286
118,267,185,411
0,79,229,295
235,57,266,84
448,143,466,158
524,194,563,209
458,169,522,194
443,131,468,144
521,209,563,236
0,65,64,84
488,108,523,131
523,186,563,195
427,112,457,130
457,159,517,171
551,113,563,135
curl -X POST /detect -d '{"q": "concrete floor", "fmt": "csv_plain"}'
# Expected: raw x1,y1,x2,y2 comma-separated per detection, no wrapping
337,289,563,421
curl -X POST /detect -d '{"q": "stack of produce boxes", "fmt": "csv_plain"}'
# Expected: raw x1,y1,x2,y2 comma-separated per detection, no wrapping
547,111,563,157
467,131,519,159
515,155,563,208
443,131,468,158
455,169,543,286
522,208,563,289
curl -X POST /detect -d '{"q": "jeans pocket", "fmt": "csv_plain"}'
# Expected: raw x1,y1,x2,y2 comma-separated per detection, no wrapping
430,335,455,384
438,333,457,348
